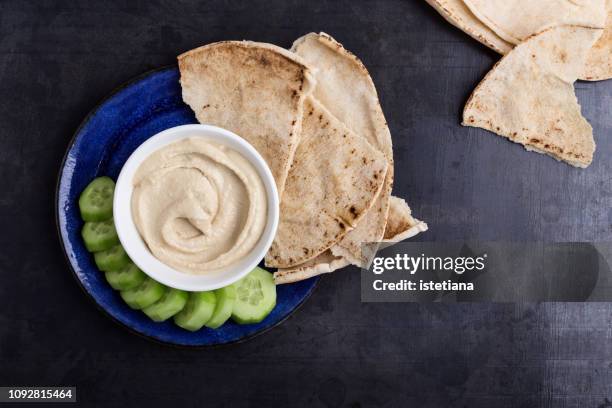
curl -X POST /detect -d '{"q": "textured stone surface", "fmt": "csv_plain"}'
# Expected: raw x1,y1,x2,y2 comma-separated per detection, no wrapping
0,0,611,406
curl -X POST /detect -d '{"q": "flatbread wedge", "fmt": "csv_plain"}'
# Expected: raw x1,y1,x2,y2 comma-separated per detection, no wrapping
426,0,612,81
424,0,512,55
265,97,388,268
178,41,315,197
291,32,395,267
274,196,427,284
462,0,606,45
463,25,603,168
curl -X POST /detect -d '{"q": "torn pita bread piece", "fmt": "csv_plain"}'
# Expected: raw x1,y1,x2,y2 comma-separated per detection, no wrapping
274,196,428,284
265,97,388,269
291,32,395,267
583,0,612,81
424,0,512,55
463,25,603,168
360,196,429,264
178,41,315,196
462,0,606,45
383,197,428,242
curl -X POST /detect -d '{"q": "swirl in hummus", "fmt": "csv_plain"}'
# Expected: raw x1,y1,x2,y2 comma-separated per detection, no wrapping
131,137,267,275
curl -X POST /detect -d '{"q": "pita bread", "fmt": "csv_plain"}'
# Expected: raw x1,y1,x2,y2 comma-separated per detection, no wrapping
265,97,388,268
178,41,315,197
424,0,512,54
582,0,612,80
274,196,427,284
463,26,603,168
291,32,394,267
463,0,606,45
383,197,428,242
426,0,612,81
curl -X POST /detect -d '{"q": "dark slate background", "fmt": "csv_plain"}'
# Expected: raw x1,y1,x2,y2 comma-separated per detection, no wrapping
1,0,611,406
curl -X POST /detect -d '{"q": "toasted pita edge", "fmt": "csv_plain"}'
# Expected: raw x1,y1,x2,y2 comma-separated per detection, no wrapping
178,40,312,70
424,0,513,55
273,256,349,285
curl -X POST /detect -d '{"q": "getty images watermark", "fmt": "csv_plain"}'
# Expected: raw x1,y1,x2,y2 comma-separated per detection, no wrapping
371,252,487,292
361,242,612,302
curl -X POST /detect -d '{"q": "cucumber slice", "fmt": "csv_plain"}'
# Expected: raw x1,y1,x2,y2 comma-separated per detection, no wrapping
94,245,130,271
120,278,165,310
143,288,189,322
79,177,115,222
205,286,236,329
174,291,217,332
81,219,119,252
105,262,146,291
231,267,276,324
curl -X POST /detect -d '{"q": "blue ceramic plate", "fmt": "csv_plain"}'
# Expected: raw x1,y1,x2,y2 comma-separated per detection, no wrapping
56,67,319,347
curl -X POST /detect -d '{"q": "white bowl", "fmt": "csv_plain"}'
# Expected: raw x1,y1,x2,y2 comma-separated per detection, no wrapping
114,124,279,291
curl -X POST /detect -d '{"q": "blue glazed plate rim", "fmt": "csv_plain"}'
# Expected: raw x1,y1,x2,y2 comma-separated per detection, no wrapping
55,65,319,348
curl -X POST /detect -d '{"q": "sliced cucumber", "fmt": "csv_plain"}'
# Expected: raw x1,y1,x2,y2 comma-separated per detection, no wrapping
231,267,276,324
105,262,146,291
205,286,236,329
143,288,189,322
79,177,115,222
174,291,217,332
94,245,131,271
81,219,119,252
120,278,165,310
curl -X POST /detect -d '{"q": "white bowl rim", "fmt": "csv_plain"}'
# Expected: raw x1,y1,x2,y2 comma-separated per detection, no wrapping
113,124,279,291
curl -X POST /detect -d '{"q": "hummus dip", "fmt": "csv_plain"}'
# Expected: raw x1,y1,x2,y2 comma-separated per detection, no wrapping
131,137,267,275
